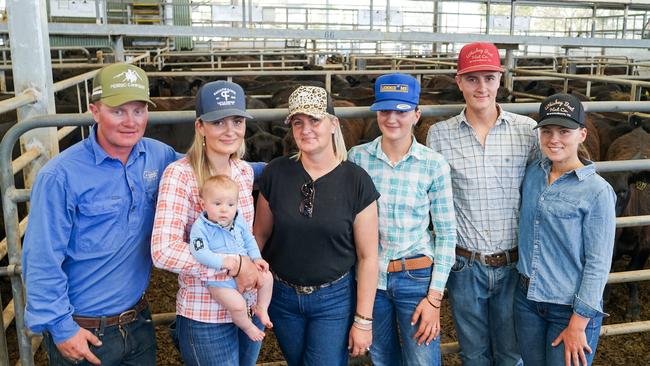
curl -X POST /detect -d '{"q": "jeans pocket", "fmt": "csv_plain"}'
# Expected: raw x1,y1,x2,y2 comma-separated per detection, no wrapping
405,267,432,281
450,255,468,273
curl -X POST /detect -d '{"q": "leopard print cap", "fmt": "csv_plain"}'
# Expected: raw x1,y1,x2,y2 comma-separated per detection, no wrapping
284,86,332,124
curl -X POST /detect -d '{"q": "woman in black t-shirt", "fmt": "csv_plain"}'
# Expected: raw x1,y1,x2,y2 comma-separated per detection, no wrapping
254,86,380,366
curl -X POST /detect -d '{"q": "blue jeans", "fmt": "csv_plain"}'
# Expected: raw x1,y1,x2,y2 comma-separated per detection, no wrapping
44,308,156,366
269,272,354,366
371,266,441,366
514,277,602,366
176,314,263,366
447,254,522,366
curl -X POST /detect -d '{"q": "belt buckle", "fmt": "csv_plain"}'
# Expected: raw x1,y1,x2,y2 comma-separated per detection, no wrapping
486,253,500,266
296,286,315,295
118,309,137,325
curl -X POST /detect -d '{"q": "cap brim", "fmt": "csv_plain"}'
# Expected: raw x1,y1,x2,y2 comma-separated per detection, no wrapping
370,100,417,112
200,108,254,122
457,65,505,75
284,108,330,124
100,94,156,108
534,117,583,129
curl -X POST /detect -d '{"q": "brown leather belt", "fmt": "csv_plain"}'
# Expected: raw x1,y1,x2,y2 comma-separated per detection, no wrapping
456,247,518,267
387,256,433,273
73,297,148,328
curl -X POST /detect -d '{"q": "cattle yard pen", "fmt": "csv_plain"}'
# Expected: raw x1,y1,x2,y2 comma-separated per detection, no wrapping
0,86,649,363
0,50,647,365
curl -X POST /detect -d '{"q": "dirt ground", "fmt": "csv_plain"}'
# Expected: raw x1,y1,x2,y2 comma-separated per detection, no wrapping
8,262,650,365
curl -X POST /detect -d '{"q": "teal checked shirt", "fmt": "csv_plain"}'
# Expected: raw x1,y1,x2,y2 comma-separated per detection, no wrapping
349,136,457,292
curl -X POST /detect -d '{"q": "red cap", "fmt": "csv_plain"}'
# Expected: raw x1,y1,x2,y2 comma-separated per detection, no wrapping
457,42,505,75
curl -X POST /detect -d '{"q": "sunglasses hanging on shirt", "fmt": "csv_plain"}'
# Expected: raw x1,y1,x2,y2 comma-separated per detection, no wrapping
299,180,315,218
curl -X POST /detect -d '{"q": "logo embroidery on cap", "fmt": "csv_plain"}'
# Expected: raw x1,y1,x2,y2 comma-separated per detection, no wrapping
544,98,575,117
380,84,409,93
466,48,495,64
396,103,411,110
214,88,237,106
109,68,146,91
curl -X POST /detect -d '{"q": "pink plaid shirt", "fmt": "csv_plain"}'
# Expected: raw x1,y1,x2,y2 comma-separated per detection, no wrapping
151,157,255,323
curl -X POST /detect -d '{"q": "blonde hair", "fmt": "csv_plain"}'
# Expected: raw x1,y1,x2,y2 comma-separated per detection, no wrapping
200,174,240,198
292,115,347,163
186,118,246,188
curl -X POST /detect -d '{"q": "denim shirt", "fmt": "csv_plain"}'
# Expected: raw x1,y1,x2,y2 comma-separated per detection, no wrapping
517,158,616,318
189,210,262,270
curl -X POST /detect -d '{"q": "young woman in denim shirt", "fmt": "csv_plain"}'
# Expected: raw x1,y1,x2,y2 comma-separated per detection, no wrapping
515,93,616,366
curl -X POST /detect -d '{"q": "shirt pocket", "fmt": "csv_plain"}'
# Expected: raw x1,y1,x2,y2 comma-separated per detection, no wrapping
76,198,124,251
544,194,580,219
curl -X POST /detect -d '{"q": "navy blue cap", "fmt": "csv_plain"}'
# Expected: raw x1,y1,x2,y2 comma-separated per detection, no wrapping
370,73,421,112
196,81,253,122
536,93,585,129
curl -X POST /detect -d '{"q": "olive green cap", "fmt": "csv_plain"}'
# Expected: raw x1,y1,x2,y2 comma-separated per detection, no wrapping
91,63,155,107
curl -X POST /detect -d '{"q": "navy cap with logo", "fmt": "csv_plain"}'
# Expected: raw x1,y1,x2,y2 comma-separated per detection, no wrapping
370,73,421,112
536,93,585,130
196,80,253,122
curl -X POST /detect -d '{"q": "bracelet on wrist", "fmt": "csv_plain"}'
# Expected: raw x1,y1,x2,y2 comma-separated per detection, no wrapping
355,312,373,321
426,296,441,309
232,254,242,277
354,316,373,326
427,292,444,302
352,322,372,331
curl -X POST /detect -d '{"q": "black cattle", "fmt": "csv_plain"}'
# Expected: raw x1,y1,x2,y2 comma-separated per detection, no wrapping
602,127,650,321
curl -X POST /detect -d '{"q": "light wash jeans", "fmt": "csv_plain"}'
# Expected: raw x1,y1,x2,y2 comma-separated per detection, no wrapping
371,264,441,366
514,276,602,366
447,254,522,366
175,314,263,366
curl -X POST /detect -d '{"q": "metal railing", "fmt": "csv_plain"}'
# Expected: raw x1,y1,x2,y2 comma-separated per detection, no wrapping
0,53,649,364
1,98,650,364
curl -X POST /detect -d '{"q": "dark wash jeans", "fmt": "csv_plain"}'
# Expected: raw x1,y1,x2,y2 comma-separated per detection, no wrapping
44,307,156,366
269,271,354,366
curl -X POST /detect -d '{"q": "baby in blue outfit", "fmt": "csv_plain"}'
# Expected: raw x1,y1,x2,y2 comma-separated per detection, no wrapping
190,175,273,341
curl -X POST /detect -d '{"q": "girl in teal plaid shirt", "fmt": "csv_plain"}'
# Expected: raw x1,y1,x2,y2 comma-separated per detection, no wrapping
348,73,457,366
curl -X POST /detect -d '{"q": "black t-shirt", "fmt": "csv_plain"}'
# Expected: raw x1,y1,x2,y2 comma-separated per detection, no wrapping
258,156,380,286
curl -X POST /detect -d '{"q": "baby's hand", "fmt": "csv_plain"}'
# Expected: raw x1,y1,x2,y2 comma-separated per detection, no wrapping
254,258,270,272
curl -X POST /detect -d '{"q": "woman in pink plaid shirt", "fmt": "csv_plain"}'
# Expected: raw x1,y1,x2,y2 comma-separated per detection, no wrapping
151,81,264,366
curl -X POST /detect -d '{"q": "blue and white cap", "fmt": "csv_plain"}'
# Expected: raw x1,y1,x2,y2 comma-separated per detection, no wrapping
370,73,420,112
196,80,253,122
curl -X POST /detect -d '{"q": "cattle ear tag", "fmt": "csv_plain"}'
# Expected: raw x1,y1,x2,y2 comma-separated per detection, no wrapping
635,181,647,191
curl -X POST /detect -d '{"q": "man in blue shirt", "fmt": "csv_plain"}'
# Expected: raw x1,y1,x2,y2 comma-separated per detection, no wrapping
22,63,180,365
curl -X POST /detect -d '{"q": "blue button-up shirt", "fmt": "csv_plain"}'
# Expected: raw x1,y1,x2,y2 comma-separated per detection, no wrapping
22,126,179,343
348,137,457,292
189,210,262,270
518,158,616,318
